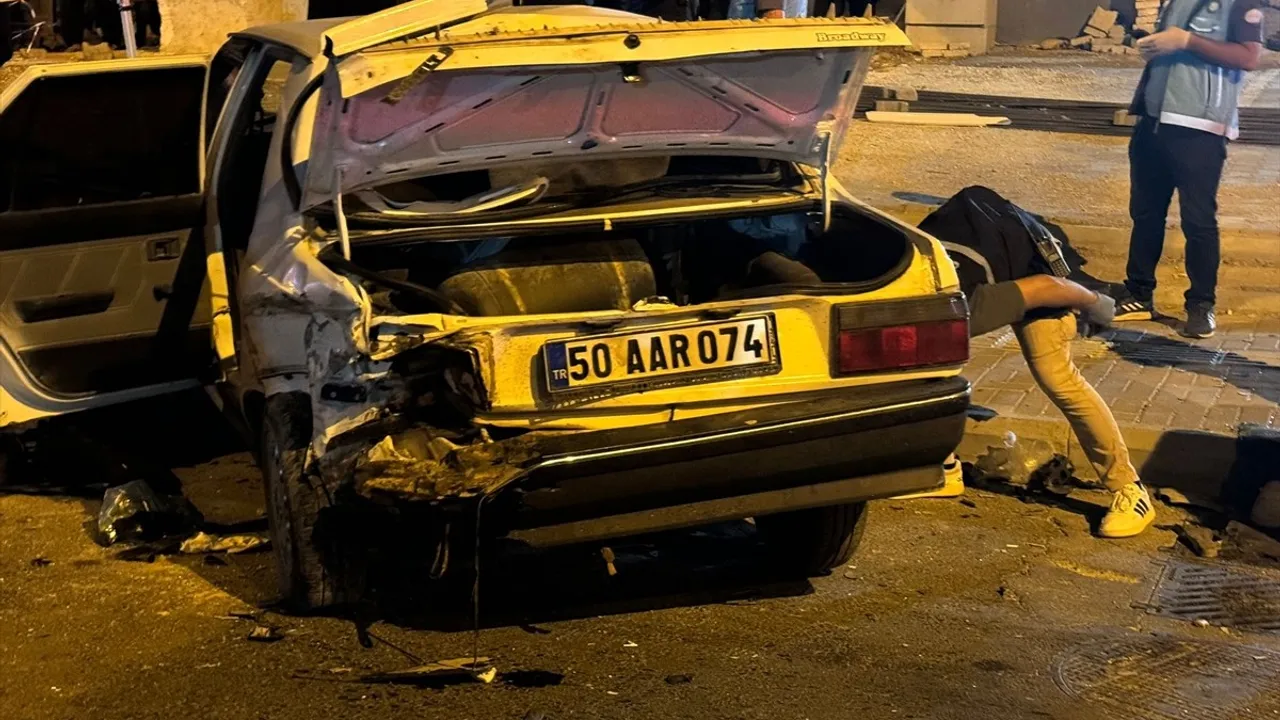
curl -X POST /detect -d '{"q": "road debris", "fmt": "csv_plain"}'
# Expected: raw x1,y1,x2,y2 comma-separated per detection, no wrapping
1155,487,1225,513
247,625,285,643
622,641,639,648
1252,481,1280,529
1193,618,1212,628
179,532,270,555
1174,524,1223,559
361,657,497,686
29,557,52,568
1219,520,1280,566
95,480,202,546
997,585,1021,603
865,111,1011,127
665,674,693,685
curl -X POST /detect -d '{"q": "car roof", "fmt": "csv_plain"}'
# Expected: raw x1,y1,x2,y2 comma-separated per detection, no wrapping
234,18,350,57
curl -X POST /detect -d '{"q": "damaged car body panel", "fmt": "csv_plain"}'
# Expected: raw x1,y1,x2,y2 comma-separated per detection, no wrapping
212,5,968,608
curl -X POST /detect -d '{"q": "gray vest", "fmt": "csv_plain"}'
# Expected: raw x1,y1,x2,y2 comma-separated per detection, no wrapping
1137,0,1246,139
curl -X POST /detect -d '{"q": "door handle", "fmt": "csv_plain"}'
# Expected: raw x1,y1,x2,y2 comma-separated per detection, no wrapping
147,236,182,262
15,291,115,323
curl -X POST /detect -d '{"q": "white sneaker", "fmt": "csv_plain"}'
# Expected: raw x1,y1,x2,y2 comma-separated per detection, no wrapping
895,454,965,499
1098,482,1156,538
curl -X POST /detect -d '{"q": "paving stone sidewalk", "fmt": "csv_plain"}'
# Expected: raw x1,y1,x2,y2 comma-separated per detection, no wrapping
965,321,1280,437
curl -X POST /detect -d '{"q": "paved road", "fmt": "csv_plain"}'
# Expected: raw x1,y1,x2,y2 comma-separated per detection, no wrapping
2,395,1279,720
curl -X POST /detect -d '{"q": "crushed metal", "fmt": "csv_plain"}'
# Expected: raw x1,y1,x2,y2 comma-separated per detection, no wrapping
1052,634,1280,719
1136,560,1280,634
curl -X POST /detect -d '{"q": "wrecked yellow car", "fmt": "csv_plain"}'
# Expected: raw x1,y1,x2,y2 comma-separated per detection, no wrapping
1,2,972,609
236,4,974,609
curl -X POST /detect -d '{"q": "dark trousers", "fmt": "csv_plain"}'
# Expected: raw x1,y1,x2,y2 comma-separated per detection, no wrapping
1125,118,1227,310
58,0,84,46
815,0,874,16
1,3,12,66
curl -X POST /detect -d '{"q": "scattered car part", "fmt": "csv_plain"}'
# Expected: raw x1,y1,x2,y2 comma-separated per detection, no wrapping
361,657,497,685
179,531,271,555
247,625,285,643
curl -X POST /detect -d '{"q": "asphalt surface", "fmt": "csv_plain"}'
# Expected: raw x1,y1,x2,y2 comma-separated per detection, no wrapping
3,393,1280,720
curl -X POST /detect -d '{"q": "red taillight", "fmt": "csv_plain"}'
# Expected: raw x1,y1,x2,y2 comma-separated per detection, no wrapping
836,319,969,374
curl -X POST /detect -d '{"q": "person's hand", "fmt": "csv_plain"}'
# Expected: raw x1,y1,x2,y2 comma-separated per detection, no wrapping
759,9,785,18
1137,28,1192,60
1082,292,1117,326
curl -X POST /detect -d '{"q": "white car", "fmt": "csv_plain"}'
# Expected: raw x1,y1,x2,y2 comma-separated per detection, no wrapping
0,2,970,609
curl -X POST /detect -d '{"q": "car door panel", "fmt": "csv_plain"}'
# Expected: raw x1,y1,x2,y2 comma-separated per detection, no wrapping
0,223,209,394
0,58,212,410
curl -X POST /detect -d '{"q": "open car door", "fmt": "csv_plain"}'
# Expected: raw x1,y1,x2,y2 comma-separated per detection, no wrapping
0,57,212,425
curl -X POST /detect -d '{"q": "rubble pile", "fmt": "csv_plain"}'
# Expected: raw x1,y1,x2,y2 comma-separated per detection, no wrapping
1040,4,1170,56
1133,0,1163,35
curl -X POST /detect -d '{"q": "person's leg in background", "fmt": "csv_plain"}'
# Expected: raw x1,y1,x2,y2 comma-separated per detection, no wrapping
92,0,123,47
851,0,873,17
1,2,12,67
1169,126,1227,338
726,0,756,17
1119,118,1176,321
57,0,85,49
1014,313,1154,537
134,0,159,47
782,0,806,17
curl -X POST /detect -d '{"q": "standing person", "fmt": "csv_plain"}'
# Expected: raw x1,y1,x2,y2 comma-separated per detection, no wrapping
912,187,1156,539
1114,0,1266,338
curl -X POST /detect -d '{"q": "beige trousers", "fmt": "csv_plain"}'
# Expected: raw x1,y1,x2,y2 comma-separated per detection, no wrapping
1014,313,1140,492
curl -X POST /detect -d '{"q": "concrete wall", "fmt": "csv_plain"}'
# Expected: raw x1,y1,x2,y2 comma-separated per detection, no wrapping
996,1,1133,45
156,0,308,55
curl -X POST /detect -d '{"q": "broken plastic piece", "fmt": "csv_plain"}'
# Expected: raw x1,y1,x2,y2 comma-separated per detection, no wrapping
96,480,203,546
247,625,285,642
180,532,271,555
360,657,495,685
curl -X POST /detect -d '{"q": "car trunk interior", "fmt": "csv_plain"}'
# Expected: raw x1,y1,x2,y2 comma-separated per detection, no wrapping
323,157,915,319
337,204,914,318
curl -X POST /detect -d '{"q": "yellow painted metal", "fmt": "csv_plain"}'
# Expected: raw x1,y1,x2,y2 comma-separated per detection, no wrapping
338,16,910,97
380,239,958,432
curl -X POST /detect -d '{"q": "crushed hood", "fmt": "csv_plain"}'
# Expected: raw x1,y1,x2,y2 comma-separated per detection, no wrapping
299,9,908,209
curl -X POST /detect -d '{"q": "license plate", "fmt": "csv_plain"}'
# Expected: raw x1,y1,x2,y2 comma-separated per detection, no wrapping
544,315,780,393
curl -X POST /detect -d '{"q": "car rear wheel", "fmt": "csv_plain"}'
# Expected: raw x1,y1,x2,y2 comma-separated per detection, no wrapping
260,392,349,612
755,502,869,575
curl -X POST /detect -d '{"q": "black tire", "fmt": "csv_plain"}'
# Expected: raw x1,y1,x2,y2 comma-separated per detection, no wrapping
756,502,869,575
260,392,348,611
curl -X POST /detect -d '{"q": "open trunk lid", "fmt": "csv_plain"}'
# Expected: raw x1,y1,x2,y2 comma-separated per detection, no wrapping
299,8,909,209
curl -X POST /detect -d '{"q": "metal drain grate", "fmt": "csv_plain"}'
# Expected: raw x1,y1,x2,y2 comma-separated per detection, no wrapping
1053,635,1280,720
1139,560,1280,633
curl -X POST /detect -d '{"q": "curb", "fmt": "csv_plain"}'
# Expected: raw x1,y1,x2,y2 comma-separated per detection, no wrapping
957,413,1280,505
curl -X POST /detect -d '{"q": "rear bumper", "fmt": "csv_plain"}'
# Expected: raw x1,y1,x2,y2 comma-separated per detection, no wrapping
499,376,970,547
